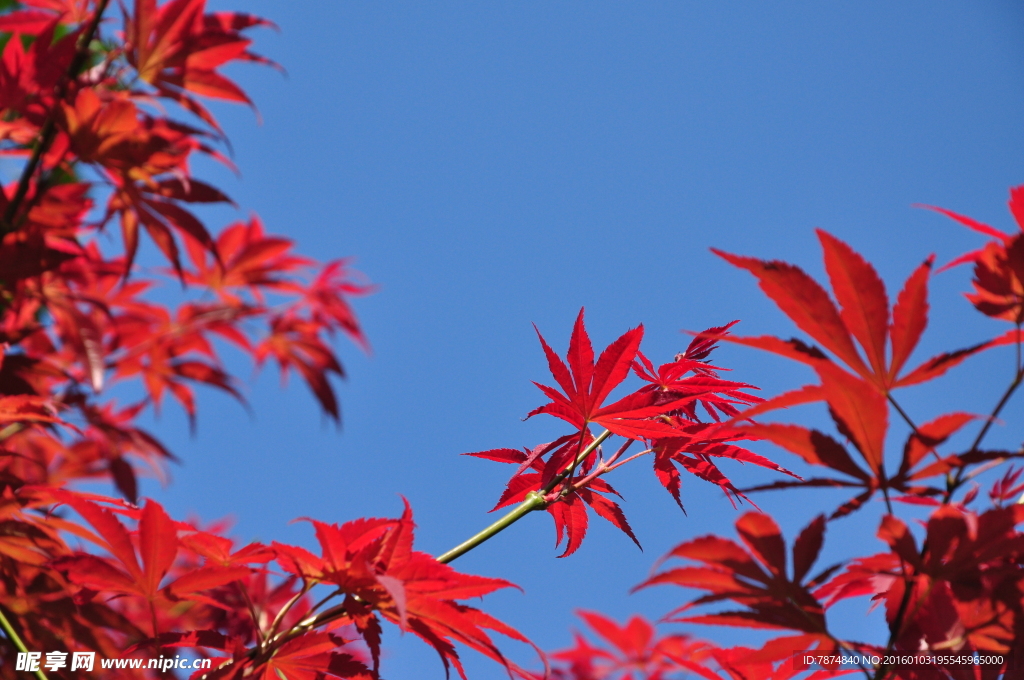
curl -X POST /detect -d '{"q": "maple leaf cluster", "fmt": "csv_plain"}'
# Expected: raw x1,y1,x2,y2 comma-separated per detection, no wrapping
534,195,1024,680
0,2,535,679
927,193,1024,329
465,310,782,558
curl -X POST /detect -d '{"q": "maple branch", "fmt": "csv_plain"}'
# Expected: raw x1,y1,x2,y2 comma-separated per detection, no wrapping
541,428,595,502
307,588,342,617
963,456,1013,482
967,371,1023,454
201,585,317,680
603,448,651,472
544,429,614,494
237,431,659,674
872,489,928,680
593,442,643,476
285,601,344,642
245,425,611,669
255,591,369,667
889,392,965,494
435,490,548,565
0,605,48,680
870,576,915,680
0,0,111,235
880,484,894,515
241,595,331,674
245,431,621,671
435,429,613,564
598,438,636,469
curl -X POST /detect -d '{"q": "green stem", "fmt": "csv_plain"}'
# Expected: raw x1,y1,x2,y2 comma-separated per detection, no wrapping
435,491,547,565
0,606,48,680
436,429,613,564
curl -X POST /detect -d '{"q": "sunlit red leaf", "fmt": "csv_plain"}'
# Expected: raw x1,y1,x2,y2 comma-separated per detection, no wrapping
712,249,870,378
817,230,889,379
888,256,932,381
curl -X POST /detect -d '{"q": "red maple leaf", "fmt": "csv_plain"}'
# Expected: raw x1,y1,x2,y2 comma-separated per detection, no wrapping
635,512,842,665
817,505,1023,676
714,230,992,400
255,632,372,680
273,501,537,679
51,495,252,626
124,0,276,132
528,309,690,440
926,185,1024,327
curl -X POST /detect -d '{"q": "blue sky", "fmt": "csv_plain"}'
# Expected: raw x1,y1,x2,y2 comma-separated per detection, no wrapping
128,1,1024,676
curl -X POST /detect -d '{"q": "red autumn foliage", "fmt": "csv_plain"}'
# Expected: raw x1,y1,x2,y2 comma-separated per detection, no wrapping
1,2,1023,680
466,311,784,557
0,2,529,678
539,201,1024,679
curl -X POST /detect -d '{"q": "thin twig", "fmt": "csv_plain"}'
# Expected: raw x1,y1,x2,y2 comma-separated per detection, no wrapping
555,429,595,495
887,394,919,433
869,566,917,680
947,368,1024,500
604,448,652,473
600,438,635,468
1015,323,1021,375
963,457,1010,483
568,440,637,491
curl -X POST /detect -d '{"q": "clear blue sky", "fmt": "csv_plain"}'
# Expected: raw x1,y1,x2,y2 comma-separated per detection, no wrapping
132,2,1024,676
